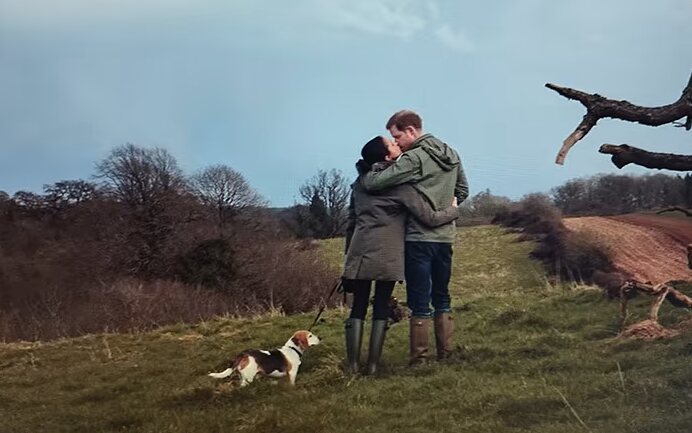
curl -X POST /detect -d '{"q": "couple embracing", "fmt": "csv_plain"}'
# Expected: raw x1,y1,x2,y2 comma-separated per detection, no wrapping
342,110,469,375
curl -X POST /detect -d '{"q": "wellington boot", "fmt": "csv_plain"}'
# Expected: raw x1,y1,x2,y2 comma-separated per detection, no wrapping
434,313,455,360
366,320,388,375
344,318,364,374
409,317,431,366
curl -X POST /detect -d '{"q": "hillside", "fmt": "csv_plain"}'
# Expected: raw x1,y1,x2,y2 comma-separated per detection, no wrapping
564,215,692,283
2,226,692,433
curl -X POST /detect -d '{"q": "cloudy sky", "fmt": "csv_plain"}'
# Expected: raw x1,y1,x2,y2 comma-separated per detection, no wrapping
1,0,691,206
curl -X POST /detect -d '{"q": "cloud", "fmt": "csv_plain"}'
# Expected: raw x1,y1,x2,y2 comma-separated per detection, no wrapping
312,0,475,53
434,24,475,53
314,0,427,39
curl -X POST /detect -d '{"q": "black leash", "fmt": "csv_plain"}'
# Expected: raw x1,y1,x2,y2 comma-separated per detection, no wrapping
308,278,344,331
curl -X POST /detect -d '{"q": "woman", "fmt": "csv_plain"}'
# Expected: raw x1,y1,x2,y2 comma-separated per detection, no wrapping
342,135,460,374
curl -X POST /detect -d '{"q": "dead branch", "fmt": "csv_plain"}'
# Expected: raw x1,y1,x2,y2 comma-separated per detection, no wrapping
546,72,692,165
598,144,692,171
618,279,692,339
620,280,692,320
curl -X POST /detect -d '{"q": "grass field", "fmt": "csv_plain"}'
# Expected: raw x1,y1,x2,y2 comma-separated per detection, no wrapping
2,226,692,433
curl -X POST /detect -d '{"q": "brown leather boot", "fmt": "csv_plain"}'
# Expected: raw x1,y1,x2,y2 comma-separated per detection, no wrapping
434,313,454,360
409,317,430,366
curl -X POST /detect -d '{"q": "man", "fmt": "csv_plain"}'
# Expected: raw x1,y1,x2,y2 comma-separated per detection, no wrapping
361,110,469,365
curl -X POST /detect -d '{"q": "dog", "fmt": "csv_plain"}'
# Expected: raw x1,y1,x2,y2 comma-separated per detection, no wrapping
208,330,320,387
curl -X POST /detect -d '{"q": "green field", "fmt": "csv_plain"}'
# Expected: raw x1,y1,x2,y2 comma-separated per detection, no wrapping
2,226,692,433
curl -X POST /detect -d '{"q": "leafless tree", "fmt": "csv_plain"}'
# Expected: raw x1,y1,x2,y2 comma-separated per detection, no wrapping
94,143,189,276
295,169,350,238
12,191,45,213
43,180,98,215
190,164,266,235
95,143,186,209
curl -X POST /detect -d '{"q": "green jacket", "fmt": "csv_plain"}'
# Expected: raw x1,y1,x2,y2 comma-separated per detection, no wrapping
343,176,461,281
361,134,469,243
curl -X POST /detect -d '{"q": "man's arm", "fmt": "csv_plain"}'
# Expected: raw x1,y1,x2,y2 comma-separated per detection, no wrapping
455,160,469,204
396,186,460,227
360,153,421,192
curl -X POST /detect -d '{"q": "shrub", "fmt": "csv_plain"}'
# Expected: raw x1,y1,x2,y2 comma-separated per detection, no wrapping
493,194,615,285
177,238,236,290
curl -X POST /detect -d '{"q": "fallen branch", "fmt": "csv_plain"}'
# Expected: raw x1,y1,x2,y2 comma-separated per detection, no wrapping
598,144,692,171
618,279,692,339
546,72,692,165
621,280,692,309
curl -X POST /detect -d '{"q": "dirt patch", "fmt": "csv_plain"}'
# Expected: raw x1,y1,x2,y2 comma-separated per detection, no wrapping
611,214,692,245
563,216,691,284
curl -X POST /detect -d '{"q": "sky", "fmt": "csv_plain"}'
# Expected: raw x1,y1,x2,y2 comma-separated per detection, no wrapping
1,0,691,207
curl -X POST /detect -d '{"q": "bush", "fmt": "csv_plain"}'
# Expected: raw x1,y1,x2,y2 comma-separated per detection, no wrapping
493,194,615,285
177,238,236,290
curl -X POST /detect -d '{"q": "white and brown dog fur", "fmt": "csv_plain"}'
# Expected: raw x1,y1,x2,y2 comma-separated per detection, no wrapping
208,330,320,387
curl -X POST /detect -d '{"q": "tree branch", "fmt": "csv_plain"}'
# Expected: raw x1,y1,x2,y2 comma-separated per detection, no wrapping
622,280,692,309
598,144,692,171
546,72,692,164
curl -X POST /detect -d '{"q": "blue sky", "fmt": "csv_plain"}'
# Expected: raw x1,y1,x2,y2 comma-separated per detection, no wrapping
1,0,691,207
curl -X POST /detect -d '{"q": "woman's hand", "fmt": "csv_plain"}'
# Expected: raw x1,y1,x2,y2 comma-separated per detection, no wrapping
452,197,458,207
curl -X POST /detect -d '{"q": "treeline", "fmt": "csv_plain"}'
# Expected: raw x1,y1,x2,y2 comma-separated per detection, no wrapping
451,173,692,225
551,173,692,216
0,144,343,341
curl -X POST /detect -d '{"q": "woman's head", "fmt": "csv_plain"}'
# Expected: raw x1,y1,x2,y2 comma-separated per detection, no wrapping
361,136,402,166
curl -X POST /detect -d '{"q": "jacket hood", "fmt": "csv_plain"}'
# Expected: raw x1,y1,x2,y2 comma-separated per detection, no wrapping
412,134,459,171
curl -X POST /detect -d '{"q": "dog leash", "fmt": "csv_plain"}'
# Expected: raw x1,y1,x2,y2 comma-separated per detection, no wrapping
308,278,344,331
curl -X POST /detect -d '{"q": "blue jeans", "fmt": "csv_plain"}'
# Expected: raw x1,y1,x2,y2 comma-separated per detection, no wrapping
405,241,453,318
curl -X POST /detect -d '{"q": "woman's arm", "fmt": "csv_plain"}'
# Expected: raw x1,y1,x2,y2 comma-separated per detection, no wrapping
344,190,356,254
396,185,460,227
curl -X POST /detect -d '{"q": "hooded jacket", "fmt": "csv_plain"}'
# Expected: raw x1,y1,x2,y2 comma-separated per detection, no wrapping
342,162,461,281
361,134,469,243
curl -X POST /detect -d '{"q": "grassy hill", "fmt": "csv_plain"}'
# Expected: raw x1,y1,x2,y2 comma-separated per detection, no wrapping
2,226,692,433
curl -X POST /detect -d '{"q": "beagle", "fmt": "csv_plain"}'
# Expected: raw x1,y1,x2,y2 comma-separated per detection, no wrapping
208,330,320,387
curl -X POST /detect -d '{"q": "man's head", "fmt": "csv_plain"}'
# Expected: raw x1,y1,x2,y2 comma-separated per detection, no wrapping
386,110,423,152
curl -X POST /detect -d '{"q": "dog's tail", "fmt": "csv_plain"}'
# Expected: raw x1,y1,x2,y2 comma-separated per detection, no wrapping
208,354,244,379
208,367,235,379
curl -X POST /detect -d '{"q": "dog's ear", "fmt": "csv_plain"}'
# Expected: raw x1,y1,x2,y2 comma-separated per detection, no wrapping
292,331,309,351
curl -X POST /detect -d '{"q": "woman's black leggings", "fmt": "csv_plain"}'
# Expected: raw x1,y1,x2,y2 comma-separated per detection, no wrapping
346,280,396,320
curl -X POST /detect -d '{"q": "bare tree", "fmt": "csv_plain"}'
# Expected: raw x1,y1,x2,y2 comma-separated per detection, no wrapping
294,169,350,238
94,143,189,276
43,180,98,215
546,71,692,170
95,143,186,209
190,165,266,235
12,191,45,213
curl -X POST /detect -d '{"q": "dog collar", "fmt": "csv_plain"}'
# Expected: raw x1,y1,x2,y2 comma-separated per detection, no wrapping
289,346,303,358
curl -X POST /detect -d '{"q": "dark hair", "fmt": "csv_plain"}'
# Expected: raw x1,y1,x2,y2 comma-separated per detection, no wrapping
361,136,388,166
386,110,422,131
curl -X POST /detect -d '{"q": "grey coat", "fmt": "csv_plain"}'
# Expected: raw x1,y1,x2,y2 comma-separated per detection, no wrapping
343,177,460,282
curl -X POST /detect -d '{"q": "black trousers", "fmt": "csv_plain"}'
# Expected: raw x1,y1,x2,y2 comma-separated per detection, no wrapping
343,280,396,321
